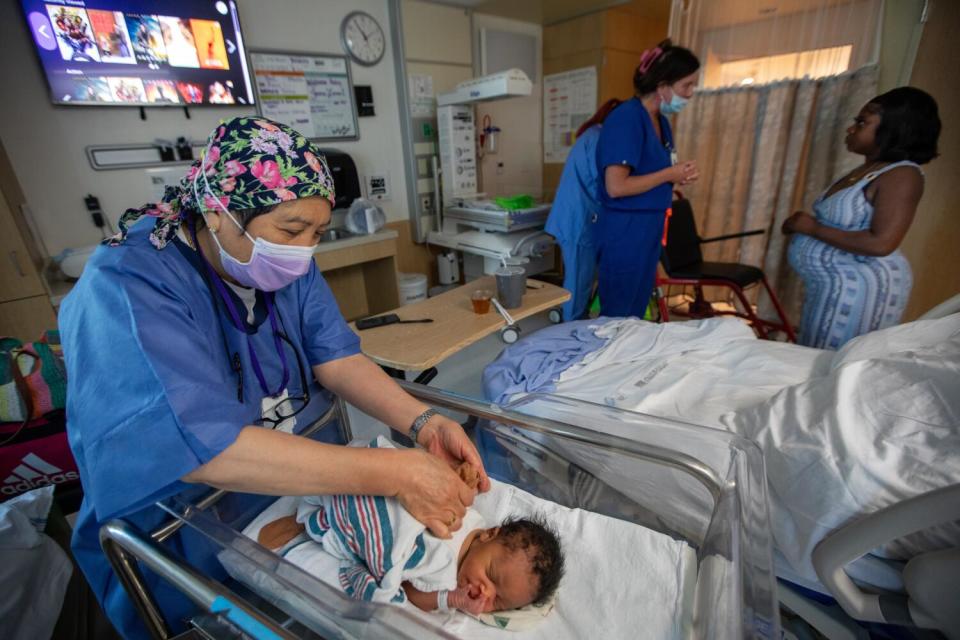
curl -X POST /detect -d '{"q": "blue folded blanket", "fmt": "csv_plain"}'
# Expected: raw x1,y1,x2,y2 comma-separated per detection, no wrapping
482,318,613,404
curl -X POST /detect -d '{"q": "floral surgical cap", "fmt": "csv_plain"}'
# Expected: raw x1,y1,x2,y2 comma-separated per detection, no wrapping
106,116,335,249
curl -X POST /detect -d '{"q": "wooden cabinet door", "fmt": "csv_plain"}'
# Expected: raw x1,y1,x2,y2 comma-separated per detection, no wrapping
0,295,57,341
0,190,44,302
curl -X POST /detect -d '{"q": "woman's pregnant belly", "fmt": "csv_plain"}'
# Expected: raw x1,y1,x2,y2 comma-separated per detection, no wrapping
787,233,830,277
788,233,909,279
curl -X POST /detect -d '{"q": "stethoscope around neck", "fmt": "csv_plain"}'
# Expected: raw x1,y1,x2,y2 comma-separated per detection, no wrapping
187,216,309,418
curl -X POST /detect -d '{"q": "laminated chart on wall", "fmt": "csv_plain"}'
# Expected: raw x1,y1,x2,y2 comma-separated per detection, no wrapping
408,73,435,118
543,66,597,163
250,51,359,140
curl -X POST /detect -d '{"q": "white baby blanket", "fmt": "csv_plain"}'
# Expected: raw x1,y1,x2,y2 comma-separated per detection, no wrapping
241,481,697,639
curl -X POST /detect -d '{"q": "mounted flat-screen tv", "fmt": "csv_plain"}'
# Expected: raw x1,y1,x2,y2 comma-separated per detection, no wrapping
21,0,255,106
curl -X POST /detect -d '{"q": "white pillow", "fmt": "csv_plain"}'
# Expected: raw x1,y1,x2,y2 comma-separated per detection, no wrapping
831,313,960,370
724,338,960,583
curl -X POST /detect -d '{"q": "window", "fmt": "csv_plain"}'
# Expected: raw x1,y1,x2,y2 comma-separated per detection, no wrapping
708,44,853,88
672,0,881,89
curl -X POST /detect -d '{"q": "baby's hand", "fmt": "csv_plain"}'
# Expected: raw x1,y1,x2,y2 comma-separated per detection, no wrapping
455,462,481,491
439,585,487,615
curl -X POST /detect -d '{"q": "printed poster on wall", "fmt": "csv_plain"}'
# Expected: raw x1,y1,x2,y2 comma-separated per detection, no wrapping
408,73,435,118
543,66,597,163
250,51,359,140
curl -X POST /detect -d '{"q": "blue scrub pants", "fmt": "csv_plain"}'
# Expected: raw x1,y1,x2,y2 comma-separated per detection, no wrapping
559,232,598,321
596,209,665,318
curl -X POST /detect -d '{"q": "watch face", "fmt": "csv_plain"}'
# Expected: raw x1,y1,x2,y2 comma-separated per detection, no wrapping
341,12,385,66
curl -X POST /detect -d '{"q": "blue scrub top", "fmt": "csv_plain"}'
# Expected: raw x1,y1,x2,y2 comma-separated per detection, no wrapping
596,97,674,213
545,125,602,320
59,219,361,638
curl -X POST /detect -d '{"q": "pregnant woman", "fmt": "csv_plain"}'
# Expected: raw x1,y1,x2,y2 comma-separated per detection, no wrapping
783,86,941,349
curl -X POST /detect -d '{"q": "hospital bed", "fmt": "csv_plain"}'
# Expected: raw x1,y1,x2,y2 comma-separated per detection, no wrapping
480,309,960,638
99,383,780,639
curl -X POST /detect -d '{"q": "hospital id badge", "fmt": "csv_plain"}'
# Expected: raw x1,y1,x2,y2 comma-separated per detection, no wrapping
261,389,297,434
670,149,679,165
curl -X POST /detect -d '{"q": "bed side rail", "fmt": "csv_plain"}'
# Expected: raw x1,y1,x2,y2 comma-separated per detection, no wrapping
397,380,726,500
151,398,348,544
812,483,960,630
100,519,296,640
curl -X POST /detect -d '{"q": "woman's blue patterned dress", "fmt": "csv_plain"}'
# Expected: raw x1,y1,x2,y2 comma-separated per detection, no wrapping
788,161,919,349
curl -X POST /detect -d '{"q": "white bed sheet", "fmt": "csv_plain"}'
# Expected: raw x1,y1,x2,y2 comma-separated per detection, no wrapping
539,314,960,593
240,481,697,640
554,318,830,428
722,314,960,585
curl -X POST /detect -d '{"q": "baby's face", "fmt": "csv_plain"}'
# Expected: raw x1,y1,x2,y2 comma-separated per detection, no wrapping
457,528,537,613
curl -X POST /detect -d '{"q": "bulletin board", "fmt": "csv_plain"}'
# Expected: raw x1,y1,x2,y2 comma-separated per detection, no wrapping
249,49,360,141
543,66,597,163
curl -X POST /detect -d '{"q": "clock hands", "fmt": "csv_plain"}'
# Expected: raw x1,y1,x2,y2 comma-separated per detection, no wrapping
343,12,382,64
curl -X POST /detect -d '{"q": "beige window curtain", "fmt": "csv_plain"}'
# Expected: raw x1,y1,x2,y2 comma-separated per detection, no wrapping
673,65,879,321
669,0,883,323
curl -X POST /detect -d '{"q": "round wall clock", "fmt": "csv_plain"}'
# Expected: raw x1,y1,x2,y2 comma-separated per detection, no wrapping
340,11,386,67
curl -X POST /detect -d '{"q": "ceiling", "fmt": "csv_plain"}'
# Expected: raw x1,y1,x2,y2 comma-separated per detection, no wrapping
423,0,632,25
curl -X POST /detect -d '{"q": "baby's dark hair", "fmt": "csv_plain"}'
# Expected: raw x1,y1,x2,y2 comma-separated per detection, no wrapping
498,515,564,606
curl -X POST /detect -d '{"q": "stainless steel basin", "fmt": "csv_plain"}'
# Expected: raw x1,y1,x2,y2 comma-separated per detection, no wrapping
319,228,355,243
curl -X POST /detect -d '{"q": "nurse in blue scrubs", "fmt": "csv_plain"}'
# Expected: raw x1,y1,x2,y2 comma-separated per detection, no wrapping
596,39,701,317
545,99,622,321
59,117,489,638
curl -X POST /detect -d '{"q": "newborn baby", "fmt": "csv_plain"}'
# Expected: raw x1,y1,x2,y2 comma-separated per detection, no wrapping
258,436,563,615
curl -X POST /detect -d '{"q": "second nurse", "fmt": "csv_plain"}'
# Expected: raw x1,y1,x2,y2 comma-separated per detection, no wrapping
595,39,701,317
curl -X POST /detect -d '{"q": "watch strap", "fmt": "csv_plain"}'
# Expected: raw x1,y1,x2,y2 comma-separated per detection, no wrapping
408,408,437,446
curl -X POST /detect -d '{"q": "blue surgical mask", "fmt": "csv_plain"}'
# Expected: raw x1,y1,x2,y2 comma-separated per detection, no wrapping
659,91,689,115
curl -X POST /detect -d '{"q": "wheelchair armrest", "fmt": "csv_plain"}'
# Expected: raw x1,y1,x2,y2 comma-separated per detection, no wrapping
812,484,960,628
699,229,766,244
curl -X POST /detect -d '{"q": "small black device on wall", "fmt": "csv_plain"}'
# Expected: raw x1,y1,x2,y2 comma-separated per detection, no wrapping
355,85,375,117
85,194,114,237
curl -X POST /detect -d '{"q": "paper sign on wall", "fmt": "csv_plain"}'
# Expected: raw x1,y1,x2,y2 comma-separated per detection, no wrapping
543,66,597,164
365,173,391,201
409,73,435,117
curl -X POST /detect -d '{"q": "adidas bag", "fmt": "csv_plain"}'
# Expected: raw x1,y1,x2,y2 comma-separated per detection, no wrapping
0,411,78,501
1,332,67,423
1,333,76,502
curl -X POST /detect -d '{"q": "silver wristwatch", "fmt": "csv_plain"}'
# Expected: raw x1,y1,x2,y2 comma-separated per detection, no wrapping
408,408,437,445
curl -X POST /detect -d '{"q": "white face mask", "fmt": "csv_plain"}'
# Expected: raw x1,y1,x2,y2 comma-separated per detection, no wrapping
192,165,317,291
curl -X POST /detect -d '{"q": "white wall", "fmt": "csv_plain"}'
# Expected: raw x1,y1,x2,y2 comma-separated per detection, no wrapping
0,0,410,256
401,0,474,238
473,14,543,199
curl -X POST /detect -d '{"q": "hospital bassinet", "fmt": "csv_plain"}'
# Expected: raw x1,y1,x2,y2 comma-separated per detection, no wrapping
99,383,779,639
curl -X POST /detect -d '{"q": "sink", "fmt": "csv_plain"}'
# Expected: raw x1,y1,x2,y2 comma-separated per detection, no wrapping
319,228,356,243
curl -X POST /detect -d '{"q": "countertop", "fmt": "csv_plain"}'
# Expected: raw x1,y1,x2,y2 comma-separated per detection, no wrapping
45,229,401,307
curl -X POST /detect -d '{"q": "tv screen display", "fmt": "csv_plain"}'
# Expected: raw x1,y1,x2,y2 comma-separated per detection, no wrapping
21,0,255,106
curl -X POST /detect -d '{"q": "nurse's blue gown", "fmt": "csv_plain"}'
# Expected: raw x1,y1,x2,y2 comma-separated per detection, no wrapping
595,98,675,318
544,125,602,321
59,220,361,638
